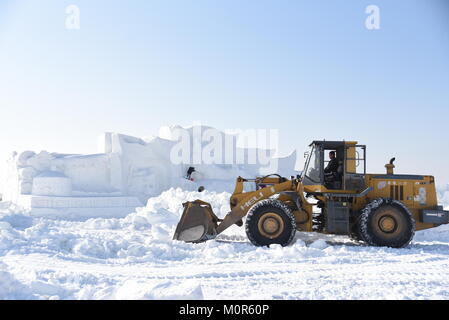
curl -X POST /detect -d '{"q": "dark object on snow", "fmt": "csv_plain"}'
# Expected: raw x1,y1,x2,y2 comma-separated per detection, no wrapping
186,167,196,180
198,186,205,192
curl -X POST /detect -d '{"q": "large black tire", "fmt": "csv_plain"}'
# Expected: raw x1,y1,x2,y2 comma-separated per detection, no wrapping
245,199,296,247
358,198,415,248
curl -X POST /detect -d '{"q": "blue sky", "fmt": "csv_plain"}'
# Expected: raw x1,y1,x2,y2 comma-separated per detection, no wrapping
0,0,448,183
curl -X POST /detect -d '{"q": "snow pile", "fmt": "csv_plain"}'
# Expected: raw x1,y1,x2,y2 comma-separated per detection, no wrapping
0,188,234,262
124,188,232,232
0,262,34,299
0,189,323,268
0,189,227,299
74,278,204,300
2,185,448,263
437,184,449,209
0,185,449,299
112,279,203,300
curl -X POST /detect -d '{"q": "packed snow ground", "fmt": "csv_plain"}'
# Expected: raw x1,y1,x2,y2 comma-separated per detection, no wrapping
1,188,449,300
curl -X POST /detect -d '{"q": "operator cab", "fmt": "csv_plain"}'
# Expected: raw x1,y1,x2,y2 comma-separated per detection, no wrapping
301,141,366,191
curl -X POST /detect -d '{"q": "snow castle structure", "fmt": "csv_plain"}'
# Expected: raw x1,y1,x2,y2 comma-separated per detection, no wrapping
2,125,298,218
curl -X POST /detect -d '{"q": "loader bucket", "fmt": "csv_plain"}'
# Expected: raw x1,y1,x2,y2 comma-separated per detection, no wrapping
173,200,221,243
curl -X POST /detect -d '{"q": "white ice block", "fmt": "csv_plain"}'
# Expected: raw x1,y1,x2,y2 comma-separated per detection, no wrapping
17,195,143,219
32,171,72,196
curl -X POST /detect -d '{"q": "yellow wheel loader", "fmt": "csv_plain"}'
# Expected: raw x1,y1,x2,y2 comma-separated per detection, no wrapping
173,141,449,248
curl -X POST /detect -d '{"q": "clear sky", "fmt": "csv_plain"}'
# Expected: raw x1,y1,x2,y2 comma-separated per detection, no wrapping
0,0,448,184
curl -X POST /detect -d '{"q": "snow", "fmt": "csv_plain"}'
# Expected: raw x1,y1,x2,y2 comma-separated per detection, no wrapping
0,262,35,299
112,280,203,300
1,187,449,300
437,184,449,210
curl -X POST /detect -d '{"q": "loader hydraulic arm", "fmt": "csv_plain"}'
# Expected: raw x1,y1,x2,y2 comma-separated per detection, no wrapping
216,179,295,234
173,177,296,243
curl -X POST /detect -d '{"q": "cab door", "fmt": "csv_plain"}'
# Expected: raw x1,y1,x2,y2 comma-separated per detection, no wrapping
344,145,366,191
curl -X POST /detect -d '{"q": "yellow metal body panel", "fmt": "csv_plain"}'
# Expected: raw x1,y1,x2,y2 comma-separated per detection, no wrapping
228,173,440,233
363,174,438,231
303,184,358,194
345,142,357,174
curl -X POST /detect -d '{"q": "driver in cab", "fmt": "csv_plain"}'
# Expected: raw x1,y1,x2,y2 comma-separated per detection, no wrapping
324,151,338,175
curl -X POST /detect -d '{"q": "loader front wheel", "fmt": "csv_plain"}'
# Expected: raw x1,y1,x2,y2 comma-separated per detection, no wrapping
245,199,296,247
359,198,415,248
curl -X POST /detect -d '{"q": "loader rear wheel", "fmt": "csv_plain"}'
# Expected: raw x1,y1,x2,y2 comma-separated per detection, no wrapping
245,199,296,247
359,198,415,248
